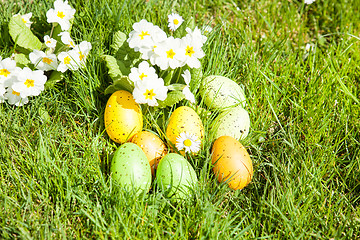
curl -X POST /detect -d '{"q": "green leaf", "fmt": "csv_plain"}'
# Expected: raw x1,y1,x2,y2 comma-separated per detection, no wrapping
14,53,30,68
104,76,133,95
111,31,127,52
167,84,185,91
45,71,63,90
9,15,42,51
157,91,185,108
102,54,131,77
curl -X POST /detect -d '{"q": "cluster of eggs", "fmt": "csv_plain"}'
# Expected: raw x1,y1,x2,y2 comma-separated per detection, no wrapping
104,75,253,198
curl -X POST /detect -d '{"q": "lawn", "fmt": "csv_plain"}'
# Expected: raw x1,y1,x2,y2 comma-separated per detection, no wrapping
0,0,359,239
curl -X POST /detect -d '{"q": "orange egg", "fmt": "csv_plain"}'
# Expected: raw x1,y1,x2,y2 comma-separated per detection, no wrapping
130,131,167,176
211,136,253,190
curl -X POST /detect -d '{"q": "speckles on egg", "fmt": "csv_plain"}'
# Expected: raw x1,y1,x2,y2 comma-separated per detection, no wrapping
214,106,250,140
166,106,204,153
110,143,152,195
104,90,143,144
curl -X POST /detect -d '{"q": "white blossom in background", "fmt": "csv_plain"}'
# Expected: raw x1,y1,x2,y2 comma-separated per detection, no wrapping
72,41,92,67
127,19,158,51
14,12,33,28
57,51,79,72
46,0,76,31
58,31,76,48
153,36,185,70
44,35,57,49
12,67,47,98
4,87,29,106
29,50,58,71
176,132,201,153
304,0,316,4
129,61,158,84
132,77,168,106
181,70,195,103
201,25,213,35
168,13,184,31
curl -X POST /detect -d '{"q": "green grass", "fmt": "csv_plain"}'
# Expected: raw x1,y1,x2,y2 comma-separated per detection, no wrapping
1,0,359,239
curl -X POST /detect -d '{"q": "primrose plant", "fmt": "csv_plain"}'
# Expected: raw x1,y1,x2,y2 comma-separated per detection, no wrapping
0,0,91,106
103,13,211,108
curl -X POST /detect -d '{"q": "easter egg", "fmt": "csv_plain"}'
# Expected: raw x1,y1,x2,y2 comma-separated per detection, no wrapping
211,136,253,190
214,106,250,140
200,75,246,110
156,153,198,199
130,131,168,176
104,90,143,143
110,142,152,194
166,106,204,154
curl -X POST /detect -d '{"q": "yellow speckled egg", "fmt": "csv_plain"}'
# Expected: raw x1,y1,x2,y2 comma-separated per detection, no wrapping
104,90,143,143
211,136,253,190
130,131,168,176
166,106,204,154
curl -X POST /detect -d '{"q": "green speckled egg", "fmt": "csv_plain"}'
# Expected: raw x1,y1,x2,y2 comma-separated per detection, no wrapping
104,90,143,143
156,153,198,199
214,106,250,140
110,143,152,194
200,75,246,110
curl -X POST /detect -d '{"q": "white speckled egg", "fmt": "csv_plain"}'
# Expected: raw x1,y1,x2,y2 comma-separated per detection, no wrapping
200,75,246,110
214,106,250,140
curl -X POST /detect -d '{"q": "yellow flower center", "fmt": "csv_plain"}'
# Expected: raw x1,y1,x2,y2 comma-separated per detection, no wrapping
46,40,51,44
0,69,10,77
139,73,147,80
173,19,179,25
79,52,85,61
166,49,175,59
144,89,156,100
64,56,71,64
22,18,27,24
184,139,192,147
57,11,65,19
12,90,20,96
24,79,34,88
139,31,150,40
185,46,195,57
152,45,157,52
42,57,53,64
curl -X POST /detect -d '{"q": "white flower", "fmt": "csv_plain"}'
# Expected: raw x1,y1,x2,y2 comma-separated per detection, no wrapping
138,26,167,61
58,31,76,48
12,67,47,98
14,12,33,28
181,33,205,69
168,13,184,31
46,0,76,31
44,35,57,49
4,87,29,106
29,50,58,71
176,132,201,153
72,41,92,66
129,61,158,84
304,0,315,4
132,77,168,106
0,57,19,91
57,50,79,72
181,70,195,103
185,27,207,46
127,19,163,51
153,37,185,70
